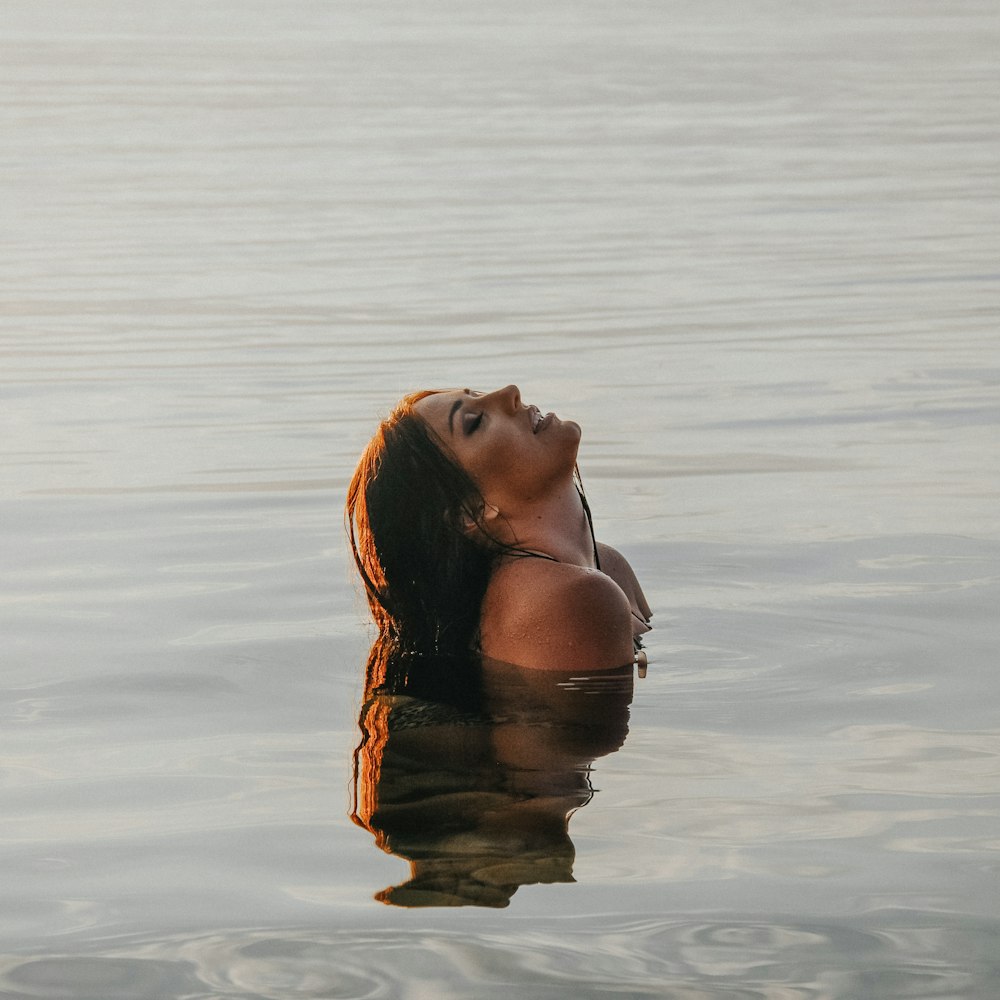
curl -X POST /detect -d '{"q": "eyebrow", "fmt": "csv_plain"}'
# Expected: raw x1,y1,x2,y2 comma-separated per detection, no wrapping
447,389,470,435
448,399,462,435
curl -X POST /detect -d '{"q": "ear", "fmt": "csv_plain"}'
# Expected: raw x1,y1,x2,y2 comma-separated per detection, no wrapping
457,502,500,534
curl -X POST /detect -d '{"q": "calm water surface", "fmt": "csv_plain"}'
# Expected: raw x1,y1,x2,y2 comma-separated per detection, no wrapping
2,1,999,996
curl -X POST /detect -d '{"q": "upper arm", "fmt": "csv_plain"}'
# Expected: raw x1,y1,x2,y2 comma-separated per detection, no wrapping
479,563,635,671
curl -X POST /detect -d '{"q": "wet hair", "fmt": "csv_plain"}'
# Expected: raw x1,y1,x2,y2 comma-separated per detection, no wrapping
345,392,497,701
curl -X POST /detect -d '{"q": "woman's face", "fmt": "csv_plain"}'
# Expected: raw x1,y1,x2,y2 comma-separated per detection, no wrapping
413,385,581,510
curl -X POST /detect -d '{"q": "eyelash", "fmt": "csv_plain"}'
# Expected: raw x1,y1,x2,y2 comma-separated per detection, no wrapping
465,412,483,434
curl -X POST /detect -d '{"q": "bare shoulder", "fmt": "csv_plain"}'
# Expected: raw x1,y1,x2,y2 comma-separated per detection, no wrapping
596,543,652,621
479,558,635,671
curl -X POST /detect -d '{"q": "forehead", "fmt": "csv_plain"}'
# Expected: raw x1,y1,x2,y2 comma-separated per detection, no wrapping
412,389,470,431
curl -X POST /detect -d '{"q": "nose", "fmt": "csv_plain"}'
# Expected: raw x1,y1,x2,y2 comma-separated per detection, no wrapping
482,385,521,413
486,384,521,413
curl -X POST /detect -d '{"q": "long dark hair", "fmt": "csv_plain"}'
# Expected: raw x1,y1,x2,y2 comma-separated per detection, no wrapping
345,392,496,701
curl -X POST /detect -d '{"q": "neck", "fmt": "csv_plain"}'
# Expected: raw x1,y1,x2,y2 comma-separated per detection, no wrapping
495,481,598,569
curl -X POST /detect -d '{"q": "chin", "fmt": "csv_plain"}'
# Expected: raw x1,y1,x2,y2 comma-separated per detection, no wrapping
561,420,583,466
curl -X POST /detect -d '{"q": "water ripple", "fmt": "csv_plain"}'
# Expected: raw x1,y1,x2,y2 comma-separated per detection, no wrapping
2,912,996,999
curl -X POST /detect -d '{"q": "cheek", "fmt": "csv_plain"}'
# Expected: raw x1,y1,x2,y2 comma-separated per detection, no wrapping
462,434,526,492
473,440,519,481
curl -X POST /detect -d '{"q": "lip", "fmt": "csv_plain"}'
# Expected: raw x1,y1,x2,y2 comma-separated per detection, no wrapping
533,410,555,434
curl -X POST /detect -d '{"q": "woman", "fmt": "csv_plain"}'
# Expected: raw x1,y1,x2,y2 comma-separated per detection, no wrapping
346,384,651,700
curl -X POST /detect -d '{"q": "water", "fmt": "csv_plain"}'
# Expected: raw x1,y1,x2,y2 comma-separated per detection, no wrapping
2,0,999,995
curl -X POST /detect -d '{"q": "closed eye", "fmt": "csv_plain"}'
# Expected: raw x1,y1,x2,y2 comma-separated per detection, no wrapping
463,411,483,434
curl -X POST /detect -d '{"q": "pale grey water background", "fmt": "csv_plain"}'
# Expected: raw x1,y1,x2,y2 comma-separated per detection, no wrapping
2,0,999,996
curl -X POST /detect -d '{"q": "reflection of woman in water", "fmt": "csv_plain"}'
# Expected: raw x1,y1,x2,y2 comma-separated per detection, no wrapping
351,643,634,907
346,385,651,906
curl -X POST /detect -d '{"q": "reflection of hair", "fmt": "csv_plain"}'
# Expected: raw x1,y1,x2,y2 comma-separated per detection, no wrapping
349,644,490,834
345,392,494,684
349,644,486,849
350,642,579,909
350,687,392,851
